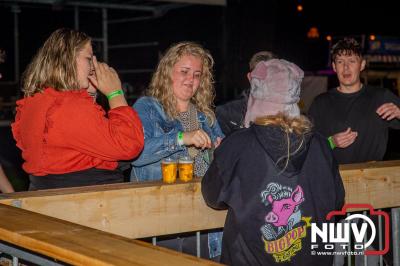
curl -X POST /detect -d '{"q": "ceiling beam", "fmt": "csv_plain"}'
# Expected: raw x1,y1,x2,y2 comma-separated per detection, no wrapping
0,0,158,12
151,0,226,6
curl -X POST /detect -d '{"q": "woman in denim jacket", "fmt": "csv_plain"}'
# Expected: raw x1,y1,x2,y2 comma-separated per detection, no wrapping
131,42,224,182
130,42,224,261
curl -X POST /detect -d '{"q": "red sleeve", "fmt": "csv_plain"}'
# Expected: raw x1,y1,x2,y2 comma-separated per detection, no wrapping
52,98,144,161
11,99,25,151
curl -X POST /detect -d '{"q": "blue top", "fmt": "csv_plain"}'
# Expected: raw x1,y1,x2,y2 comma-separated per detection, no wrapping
130,96,224,182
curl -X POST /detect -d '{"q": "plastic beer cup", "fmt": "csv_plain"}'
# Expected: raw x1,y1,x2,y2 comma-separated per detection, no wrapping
161,157,177,184
178,156,194,182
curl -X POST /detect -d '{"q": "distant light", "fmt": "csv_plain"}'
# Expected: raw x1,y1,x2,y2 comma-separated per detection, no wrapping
369,34,376,41
326,35,332,41
297,4,303,12
307,27,320,39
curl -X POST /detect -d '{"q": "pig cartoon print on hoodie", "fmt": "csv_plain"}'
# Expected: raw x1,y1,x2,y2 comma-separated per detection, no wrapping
260,182,311,262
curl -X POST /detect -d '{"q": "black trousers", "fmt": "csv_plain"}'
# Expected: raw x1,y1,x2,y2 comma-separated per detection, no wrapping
29,168,124,190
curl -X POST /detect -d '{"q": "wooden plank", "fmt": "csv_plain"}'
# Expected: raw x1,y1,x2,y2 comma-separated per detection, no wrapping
0,160,399,239
0,204,220,266
340,160,400,209
0,179,227,239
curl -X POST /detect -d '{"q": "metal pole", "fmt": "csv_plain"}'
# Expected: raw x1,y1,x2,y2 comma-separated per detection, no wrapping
378,210,383,266
108,42,158,49
221,4,227,101
0,242,64,265
392,208,400,266
347,213,351,266
74,6,79,30
196,231,200,258
363,211,368,266
12,256,18,266
12,5,20,86
102,8,108,63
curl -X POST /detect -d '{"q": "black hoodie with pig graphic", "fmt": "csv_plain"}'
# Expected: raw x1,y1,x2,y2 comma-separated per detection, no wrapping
202,124,345,266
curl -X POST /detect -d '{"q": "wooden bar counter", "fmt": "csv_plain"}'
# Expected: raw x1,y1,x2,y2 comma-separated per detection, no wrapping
0,160,399,239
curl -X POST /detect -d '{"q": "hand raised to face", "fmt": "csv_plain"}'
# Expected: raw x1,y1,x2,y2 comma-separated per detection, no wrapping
88,56,122,96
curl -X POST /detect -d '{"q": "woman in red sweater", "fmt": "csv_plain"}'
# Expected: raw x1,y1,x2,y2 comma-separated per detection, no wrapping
12,28,144,190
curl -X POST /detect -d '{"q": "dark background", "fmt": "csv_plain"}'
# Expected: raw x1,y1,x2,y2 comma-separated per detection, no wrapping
1,0,399,101
1,0,400,190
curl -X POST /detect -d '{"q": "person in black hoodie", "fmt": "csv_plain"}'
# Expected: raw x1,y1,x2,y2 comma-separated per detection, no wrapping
216,51,277,136
202,59,345,266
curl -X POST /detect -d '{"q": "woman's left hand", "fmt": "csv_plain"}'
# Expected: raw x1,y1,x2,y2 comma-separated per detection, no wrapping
89,56,122,96
182,129,212,149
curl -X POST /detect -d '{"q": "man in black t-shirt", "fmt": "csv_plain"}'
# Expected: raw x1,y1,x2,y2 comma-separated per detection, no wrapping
309,37,399,266
309,38,400,164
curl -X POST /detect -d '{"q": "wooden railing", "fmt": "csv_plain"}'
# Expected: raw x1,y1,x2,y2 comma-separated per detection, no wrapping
0,160,399,264
0,204,220,266
0,177,225,239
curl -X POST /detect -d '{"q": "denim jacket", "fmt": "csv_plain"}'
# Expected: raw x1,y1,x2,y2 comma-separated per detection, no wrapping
131,96,224,258
130,96,224,182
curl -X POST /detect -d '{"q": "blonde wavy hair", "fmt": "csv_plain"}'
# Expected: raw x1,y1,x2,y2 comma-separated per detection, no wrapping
255,113,313,173
147,41,216,125
22,28,91,97
255,113,312,135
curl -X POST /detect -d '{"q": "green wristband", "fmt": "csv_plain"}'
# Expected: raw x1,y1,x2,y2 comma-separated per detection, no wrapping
106,89,123,100
328,136,336,149
177,131,184,146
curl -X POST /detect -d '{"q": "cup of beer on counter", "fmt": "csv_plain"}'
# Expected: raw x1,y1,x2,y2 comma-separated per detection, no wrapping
161,157,177,184
178,156,194,182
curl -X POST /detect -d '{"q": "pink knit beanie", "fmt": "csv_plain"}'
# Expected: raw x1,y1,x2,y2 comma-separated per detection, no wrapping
244,59,304,127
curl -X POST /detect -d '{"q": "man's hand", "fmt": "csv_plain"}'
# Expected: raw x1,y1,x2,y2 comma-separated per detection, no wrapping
332,127,358,148
376,102,400,120
214,137,222,148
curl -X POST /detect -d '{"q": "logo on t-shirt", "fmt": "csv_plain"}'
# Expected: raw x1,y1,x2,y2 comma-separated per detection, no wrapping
260,182,311,262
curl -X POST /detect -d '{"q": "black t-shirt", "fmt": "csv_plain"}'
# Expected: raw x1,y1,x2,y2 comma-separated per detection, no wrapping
216,93,248,136
308,85,400,164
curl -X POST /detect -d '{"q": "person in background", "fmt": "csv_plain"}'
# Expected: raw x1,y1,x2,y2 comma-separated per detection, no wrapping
0,164,14,193
12,28,144,190
202,59,344,266
216,51,277,136
308,37,400,164
131,41,224,260
308,37,399,266
0,53,15,193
